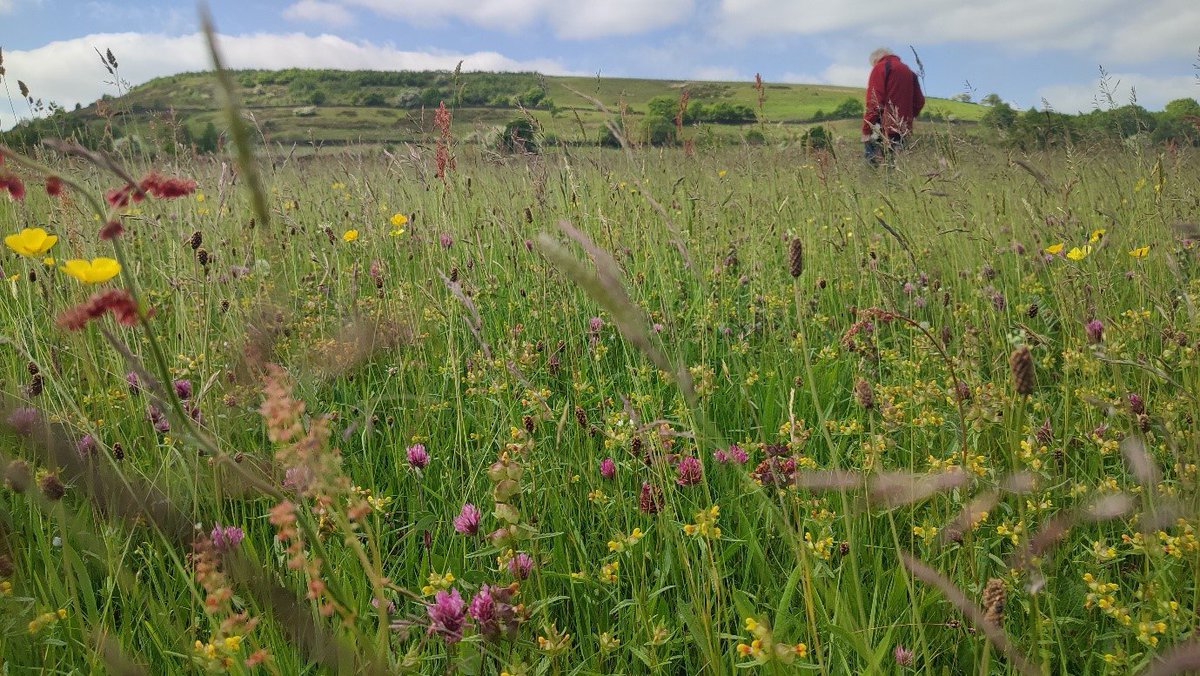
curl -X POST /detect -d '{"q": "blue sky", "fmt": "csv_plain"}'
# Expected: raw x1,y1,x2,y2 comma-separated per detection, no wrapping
1,0,1197,129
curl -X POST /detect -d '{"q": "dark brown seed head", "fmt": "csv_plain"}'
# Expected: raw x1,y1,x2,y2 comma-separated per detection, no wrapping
574,405,587,428
788,237,804,278
982,578,1006,626
38,472,64,501
26,362,38,376
189,230,202,250
24,374,43,398
523,415,534,433
1026,302,1038,318
196,248,210,267
0,554,13,577
854,378,875,410
111,442,124,460
1009,346,1035,396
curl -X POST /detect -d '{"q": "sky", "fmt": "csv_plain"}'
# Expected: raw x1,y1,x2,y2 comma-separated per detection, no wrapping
0,0,1198,129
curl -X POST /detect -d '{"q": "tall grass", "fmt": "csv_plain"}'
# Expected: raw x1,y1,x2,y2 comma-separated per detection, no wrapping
0,47,1198,674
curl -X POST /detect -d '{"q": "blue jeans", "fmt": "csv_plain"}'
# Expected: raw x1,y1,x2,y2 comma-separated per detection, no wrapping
864,133,904,166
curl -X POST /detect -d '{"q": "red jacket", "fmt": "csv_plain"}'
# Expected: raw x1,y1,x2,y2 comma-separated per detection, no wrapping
862,55,925,137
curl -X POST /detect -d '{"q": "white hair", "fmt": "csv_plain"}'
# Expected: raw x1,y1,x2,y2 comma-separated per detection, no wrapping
869,47,894,65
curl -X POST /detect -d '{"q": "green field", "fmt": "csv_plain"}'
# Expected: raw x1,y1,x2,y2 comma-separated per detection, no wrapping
1,65,1199,674
12,69,985,148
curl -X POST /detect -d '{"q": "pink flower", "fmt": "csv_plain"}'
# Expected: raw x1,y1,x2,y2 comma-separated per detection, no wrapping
468,584,518,640
639,482,662,513
210,524,245,551
173,379,193,400
1085,319,1104,344
588,316,603,333
507,552,533,579
439,233,453,248
676,456,702,486
407,443,429,469
427,588,467,643
599,457,616,479
453,503,481,535
894,644,914,666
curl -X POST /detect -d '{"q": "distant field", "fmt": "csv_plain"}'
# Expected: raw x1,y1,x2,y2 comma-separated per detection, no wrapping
27,69,984,148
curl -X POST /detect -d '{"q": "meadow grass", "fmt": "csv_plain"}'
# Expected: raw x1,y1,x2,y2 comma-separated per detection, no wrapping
0,122,1198,675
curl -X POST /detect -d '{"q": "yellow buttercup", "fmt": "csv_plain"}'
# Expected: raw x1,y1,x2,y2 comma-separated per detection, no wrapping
60,257,121,283
4,228,58,257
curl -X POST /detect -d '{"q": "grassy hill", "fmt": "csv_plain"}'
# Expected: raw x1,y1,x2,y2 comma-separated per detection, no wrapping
4,68,986,150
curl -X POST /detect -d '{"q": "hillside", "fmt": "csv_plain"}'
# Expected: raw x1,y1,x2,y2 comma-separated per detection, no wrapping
3,68,986,149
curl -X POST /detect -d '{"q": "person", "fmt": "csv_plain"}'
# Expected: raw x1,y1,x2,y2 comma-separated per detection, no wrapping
861,47,925,166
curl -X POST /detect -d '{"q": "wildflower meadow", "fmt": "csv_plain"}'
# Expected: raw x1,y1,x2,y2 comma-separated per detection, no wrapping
2,30,1200,676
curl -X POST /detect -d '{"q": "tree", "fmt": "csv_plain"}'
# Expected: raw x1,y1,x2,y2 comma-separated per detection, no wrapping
308,89,327,105
980,101,1017,130
499,118,539,153
980,93,1004,107
641,115,676,146
1164,98,1200,118
830,97,864,119
646,96,677,120
197,122,219,153
950,93,972,103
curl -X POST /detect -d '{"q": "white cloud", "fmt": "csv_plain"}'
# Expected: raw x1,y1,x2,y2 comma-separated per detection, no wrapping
0,31,572,129
283,1,355,27
820,63,869,87
715,0,1198,63
1037,73,1198,113
779,63,868,87
340,0,694,39
0,0,13,13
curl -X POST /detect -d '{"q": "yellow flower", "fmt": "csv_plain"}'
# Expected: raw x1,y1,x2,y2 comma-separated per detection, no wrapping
1044,242,1064,255
60,257,121,283
1089,228,1106,242
343,229,359,242
1129,245,1149,258
195,192,206,203
718,169,728,177
42,257,55,266
1066,245,1092,261
5,228,58,257
390,212,409,227
223,635,242,651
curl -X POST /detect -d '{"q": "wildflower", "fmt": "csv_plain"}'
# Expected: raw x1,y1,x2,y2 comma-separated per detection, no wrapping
588,316,604,333
76,434,98,458
453,503,481,535
1089,228,1106,242
44,176,65,197
210,524,244,552
389,212,408,233
1085,319,1104,344
55,289,142,330
60,257,121,284
894,645,914,666
4,228,57,257
683,505,721,539
676,456,703,485
598,631,620,653
854,378,875,409
0,173,25,201
599,560,619,583
98,220,124,240
537,623,571,656
6,407,41,437
508,551,533,579
1043,242,1064,255
788,237,804,278
1009,346,1035,396
468,583,519,640
1066,245,1092,261
638,482,662,513
342,229,359,242
426,588,467,643
139,172,198,199
173,379,193,400
125,372,141,395
1129,245,1149,258
38,473,65,500
406,443,429,469
439,232,453,248
599,457,616,479
1128,392,1145,415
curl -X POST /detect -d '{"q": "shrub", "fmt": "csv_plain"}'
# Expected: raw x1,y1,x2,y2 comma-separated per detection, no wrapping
744,129,766,145
500,118,539,154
